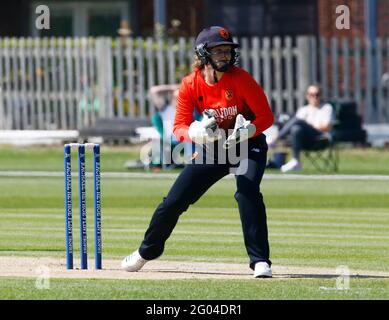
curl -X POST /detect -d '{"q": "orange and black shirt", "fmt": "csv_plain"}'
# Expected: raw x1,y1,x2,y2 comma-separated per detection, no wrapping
173,66,274,142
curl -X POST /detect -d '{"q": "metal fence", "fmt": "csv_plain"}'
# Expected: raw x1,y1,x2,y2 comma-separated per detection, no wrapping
306,37,389,123
0,36,388,130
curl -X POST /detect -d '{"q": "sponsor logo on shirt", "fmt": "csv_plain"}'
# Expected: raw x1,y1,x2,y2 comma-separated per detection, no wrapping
225,89,233,101
212,105,238,122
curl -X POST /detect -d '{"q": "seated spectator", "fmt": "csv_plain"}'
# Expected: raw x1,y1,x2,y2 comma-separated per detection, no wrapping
268,84,335,173
149,84,180,144
148,84,192,168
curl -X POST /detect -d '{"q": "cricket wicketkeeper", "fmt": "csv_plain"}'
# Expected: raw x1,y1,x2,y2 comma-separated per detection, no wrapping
122,26,274,278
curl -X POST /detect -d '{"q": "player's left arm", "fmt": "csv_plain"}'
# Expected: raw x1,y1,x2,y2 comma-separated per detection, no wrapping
239,71,274,136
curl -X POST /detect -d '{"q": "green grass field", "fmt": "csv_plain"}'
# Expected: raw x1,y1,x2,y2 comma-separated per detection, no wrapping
0,144,388,174
0,145,388,300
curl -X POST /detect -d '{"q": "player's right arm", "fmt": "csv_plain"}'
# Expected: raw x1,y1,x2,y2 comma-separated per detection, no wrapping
173,78,195,142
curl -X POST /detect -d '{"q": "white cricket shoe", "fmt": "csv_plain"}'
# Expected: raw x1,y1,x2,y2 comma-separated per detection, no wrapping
253,262,272,278
280,158,301,173
121,250,148,272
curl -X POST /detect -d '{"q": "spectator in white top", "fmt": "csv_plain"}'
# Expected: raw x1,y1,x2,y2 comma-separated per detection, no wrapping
269,84,335,173
148,84,193,169
148,84,180,144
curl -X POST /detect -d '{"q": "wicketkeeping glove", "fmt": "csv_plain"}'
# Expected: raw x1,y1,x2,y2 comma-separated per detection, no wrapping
223,114,256,149
188,109,222,144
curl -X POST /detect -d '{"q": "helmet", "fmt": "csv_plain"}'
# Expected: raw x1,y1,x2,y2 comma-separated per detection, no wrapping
195,26,239,49
194,26,239,69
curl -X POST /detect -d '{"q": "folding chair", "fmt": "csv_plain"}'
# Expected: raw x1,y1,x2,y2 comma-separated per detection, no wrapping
303,136,339,172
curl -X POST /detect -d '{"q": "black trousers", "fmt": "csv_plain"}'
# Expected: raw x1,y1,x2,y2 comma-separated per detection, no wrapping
139,134,271,269
278,117,324,159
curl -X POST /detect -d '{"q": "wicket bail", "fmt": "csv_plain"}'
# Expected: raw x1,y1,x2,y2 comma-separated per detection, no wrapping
64,143,102,270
